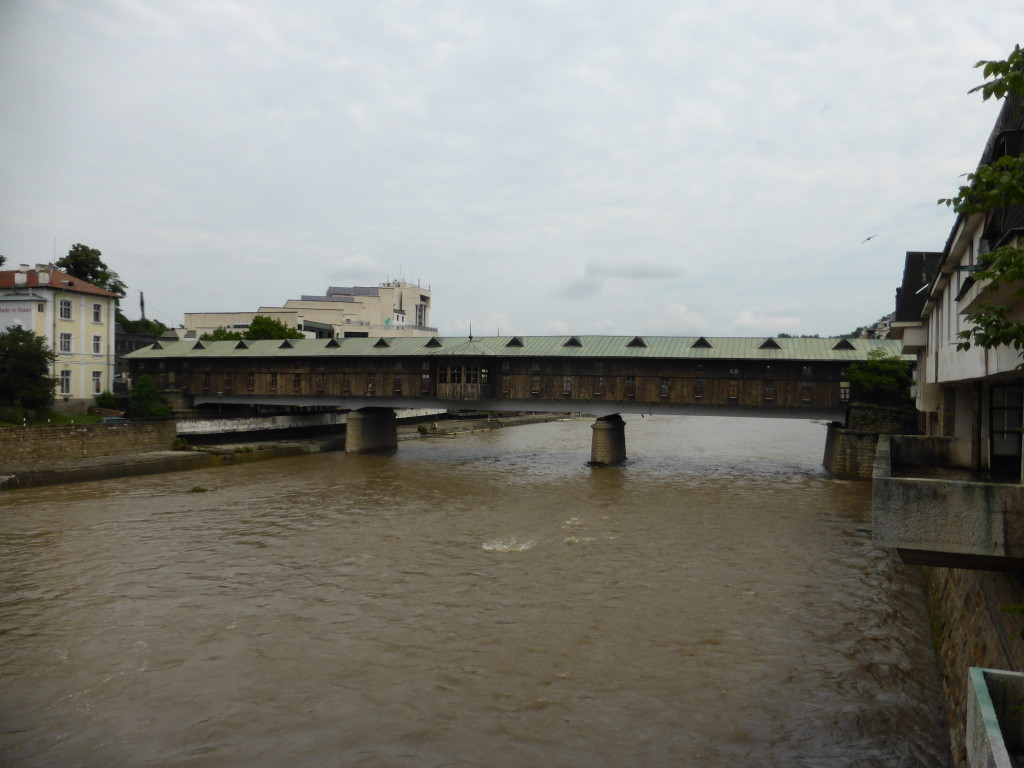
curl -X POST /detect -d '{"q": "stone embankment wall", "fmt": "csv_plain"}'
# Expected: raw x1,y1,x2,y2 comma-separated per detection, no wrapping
0,422,177,472
924,566,1024,768
823,403,917,479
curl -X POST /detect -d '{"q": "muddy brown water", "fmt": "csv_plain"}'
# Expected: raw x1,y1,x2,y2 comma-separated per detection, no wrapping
0,416,949,767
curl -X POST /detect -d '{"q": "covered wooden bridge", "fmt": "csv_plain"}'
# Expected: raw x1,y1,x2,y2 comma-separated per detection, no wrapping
125,334,905,464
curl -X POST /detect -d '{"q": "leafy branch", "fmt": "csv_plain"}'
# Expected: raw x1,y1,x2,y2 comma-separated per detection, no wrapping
958,303,1024,352
938,155,1024,214
957,244,1024,351
941,45,1024,357
969,44,1024,101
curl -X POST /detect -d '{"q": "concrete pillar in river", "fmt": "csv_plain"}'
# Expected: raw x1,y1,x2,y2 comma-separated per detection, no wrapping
590,413,627,466
345,407,398,454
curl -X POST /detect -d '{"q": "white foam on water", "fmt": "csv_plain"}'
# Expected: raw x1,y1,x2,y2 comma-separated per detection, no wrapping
482,536,536,552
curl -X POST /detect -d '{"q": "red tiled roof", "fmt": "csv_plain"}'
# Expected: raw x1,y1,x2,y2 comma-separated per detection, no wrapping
0,268,120,298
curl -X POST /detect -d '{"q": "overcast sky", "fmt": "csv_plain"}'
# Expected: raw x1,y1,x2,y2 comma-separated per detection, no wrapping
1,1,1020,337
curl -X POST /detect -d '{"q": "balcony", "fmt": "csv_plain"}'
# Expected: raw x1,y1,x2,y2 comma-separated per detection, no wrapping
871,436,1024,570
891,322,927,353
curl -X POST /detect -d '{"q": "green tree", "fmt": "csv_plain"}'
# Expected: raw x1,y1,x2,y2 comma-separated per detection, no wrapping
244,315,304,340
200,327,245,341
200,315,304,341
846,348,913,404
117,315,169,337
0,326,57,412
939,45,1024,355
127,374,171,418
56,243,127,297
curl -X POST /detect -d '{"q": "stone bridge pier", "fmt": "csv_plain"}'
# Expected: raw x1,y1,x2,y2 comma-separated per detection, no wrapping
345,407,398,454
590,413,627,466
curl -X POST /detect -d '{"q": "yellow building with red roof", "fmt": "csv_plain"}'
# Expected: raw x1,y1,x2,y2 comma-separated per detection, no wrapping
0,264,119,412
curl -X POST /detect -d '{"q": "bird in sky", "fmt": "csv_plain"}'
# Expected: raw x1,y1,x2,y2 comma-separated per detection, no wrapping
861,234,878,243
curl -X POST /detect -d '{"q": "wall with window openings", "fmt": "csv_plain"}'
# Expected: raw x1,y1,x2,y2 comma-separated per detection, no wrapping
49,292,116,411
134,354,854,411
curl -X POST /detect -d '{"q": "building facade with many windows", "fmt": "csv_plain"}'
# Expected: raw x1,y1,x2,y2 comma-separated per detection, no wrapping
0,264,120,413
177,281,435,340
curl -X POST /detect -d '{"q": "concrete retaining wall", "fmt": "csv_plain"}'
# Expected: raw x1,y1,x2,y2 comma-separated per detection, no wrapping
846,403,919,433
873,436,1024,565
891,435,954,468
924,567,1024,768
966,667,1024,768
823,403,918,479
871,431,1024,766
823,427,879,479
0,421,177,472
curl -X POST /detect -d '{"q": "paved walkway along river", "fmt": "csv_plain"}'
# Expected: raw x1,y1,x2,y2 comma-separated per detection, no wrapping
0,415,950,767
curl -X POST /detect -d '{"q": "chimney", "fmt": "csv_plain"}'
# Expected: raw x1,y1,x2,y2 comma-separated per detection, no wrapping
36,265,50,284
14,268,27,285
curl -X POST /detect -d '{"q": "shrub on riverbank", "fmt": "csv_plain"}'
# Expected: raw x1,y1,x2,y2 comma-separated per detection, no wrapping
127,375,172,419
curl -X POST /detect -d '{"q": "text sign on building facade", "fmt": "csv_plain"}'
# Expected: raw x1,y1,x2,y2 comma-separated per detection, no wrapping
0,301,34,332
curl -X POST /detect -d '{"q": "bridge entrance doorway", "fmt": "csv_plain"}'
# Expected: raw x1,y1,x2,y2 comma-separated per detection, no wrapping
437,363,490,400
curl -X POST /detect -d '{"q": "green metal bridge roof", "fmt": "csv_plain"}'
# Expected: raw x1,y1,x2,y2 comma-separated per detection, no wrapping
125,335,909,362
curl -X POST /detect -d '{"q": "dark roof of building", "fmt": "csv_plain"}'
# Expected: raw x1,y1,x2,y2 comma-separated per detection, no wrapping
299,294,356,303
941,91,1024,257
895,251,942,323
299,319,334,331
328,286,379,297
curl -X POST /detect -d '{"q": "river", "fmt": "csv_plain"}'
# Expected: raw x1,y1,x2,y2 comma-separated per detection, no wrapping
0,415,949,767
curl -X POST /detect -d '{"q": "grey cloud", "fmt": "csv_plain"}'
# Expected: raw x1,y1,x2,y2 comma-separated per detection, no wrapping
0,0,1019,336
558,259,684,298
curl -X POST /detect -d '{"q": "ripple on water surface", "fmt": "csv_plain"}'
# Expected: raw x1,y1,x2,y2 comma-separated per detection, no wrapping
0,416,949,767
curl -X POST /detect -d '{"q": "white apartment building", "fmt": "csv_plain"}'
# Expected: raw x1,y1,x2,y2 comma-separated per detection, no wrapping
0,264,120,413
891,93,1024,480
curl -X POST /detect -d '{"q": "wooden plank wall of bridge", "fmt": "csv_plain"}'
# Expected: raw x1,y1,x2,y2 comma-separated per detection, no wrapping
125,335,899,413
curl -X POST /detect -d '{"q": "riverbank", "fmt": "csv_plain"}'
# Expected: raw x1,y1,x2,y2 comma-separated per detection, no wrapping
0,413,576,491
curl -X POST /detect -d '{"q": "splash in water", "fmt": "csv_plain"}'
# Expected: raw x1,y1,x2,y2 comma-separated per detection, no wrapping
482,536,536,552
